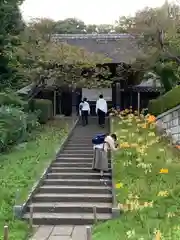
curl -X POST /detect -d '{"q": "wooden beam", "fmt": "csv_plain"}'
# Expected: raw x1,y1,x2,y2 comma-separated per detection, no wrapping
53,90,56,117
138,92,141,116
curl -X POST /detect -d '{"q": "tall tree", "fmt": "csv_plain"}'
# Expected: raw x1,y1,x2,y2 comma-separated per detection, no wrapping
0,0,25,90
115,16,135,33
86,24,98,33
116,2,180,91
96,24,114,33
28,18,56,41
55,18,86,34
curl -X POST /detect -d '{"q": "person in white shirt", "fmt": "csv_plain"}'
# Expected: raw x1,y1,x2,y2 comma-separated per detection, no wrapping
92,134,118,177
96,94,108,127
79,97,90,126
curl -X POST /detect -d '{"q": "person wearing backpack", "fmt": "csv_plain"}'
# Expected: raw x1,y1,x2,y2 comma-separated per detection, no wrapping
92,133,118,177
79,97,90,126
96,94,108,127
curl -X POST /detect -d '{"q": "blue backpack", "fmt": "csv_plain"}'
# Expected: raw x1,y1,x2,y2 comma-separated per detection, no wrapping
92,134,106,145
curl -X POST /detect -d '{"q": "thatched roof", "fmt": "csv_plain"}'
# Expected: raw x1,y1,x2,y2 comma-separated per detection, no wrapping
51,34,141,64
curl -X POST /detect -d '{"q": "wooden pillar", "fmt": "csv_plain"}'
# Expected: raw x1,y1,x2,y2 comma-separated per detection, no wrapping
58,92,61,115
116,82,121,109
137,91,141,115
130,91,132,107
53,90,56,117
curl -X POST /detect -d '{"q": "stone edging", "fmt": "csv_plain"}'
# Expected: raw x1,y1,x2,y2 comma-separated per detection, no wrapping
13,117,79,219
109,117,120,218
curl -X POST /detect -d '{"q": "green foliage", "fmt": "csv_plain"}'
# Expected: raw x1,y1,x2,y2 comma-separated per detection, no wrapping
0,120,68,239
0,106,38,152
26,111,40,132
0,92,26,108
0,0,25,90
55,18,86,34
148,85,180,116
153,61,178,92
28,17,116,35
32,99,53,124
115,3,180,87
17,25,111,87
0,106,26,151
93,116,180,240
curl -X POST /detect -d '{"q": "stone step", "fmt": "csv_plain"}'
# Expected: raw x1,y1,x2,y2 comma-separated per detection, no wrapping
38,185,112,194
64,146,93,150
32,193,112,203
70,136,93,139
27,202,112,213
49,167,111,173
66,143,92,147
69,139,92,143
57,153,94,158
23,212,112,225
43,179,112,187
47,172,111,180
55,158,111,165
56,157,93,162
69,135,93,138
71,133,94,136
67,140,92,144
22,121,112,227
52,162,111,168
62,150,93,154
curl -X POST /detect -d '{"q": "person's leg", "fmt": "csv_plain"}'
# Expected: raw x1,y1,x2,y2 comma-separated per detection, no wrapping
92,148,97,170
100,151,108,178
101,111,106,126
97,109,101,125
99,109,104,126
85,111,88,125
81,111,85,126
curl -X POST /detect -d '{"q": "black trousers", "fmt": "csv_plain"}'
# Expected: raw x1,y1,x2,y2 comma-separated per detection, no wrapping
81,110,88,126
97,109,105,126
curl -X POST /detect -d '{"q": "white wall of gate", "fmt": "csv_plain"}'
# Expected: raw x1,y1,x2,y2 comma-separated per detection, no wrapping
82,88,112,101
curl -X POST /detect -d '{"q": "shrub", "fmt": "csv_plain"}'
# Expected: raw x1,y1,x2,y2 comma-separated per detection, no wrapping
26,111,40,132
0,106,39,152
0,92,27,109
148,85,180,116
0,106,27,151
32,99,53,124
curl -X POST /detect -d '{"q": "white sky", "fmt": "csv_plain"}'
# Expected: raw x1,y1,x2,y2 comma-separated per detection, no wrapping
21,0,171,24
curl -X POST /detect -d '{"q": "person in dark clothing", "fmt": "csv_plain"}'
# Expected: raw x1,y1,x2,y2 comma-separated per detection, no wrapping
95,94,108,127
79,97,90,126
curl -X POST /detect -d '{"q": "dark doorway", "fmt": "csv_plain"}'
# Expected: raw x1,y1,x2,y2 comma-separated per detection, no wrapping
61,88,72,116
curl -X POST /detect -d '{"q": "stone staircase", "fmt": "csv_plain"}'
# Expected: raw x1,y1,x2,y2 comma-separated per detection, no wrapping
23,119,112,225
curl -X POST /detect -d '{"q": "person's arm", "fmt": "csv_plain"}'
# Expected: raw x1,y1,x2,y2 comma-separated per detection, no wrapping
79,103,82,116
106,136,117,151
87,103,90,115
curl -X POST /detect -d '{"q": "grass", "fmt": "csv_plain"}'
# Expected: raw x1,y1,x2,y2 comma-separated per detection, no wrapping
93,113,180,240
0,119,71,240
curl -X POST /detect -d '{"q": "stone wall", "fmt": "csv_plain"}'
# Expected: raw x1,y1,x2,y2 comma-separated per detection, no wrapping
156,105,180,143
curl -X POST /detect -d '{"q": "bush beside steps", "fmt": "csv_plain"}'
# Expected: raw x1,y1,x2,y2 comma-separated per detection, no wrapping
31,99,53,124
148,85,180,116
